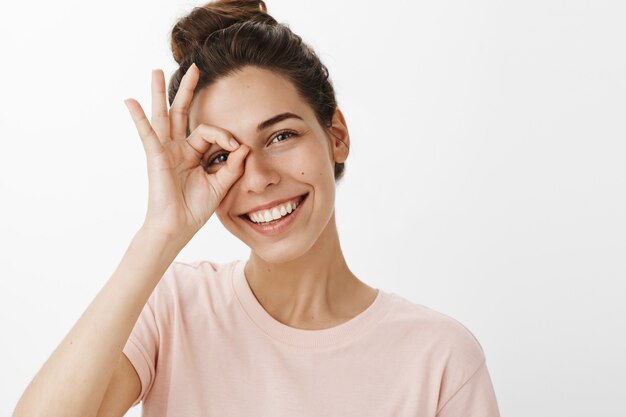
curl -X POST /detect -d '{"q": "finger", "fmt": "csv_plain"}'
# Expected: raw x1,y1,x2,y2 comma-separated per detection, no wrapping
151,69,171,144
184,124,241,160
170,63,199,142
124,98,164,158
211,144,250,192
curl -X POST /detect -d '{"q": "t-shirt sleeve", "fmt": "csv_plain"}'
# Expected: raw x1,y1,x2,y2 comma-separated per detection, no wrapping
122,265,174,408
435,359,500,417
122,299,159,408
432,314,501,417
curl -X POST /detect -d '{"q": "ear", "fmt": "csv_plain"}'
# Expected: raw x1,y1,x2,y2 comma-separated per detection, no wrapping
328,107,350,164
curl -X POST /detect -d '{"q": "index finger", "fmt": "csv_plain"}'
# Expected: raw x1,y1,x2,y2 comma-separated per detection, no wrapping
169,63,199,142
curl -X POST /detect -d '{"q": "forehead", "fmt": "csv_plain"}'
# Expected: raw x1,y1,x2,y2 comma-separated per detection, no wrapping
189,66,311,133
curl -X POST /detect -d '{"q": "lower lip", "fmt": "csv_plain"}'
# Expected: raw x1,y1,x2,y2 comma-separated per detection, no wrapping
242,193,308,236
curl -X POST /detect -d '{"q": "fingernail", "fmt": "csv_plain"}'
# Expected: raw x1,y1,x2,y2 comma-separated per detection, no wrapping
229,138,239,148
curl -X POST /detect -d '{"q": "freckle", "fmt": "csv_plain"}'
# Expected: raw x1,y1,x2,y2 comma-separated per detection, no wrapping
301,171,304,175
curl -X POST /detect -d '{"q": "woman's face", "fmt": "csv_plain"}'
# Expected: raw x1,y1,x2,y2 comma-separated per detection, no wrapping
188,66,349,263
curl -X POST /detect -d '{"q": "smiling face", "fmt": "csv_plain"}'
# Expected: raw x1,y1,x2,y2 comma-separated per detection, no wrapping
188,65,349,263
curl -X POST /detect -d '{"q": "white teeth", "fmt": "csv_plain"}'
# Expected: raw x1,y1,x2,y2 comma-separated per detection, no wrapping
248,197,302,224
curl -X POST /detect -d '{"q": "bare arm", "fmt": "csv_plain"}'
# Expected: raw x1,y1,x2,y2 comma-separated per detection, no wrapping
13,64,248,417
12,227,185,417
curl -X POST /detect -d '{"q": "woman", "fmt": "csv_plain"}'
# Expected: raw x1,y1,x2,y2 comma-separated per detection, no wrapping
13,1,500,416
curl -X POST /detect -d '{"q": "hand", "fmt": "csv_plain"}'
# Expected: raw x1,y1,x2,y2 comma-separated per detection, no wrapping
123,63,249,242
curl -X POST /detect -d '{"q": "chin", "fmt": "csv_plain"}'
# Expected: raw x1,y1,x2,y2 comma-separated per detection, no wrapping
251,239,314,265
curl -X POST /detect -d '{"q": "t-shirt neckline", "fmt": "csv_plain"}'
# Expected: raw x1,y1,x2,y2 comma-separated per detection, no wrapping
231,259,393,349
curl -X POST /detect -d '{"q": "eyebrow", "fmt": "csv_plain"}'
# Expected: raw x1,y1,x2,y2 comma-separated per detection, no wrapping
257,112,304,132
203,112,305,157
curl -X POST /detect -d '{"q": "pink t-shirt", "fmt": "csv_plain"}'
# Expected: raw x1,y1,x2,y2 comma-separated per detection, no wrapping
122,259,500,416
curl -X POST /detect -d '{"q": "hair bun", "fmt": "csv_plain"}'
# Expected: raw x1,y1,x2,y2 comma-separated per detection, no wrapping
170,0,276,64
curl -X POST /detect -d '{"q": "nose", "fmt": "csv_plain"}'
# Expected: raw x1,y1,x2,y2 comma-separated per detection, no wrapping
238,149,280,194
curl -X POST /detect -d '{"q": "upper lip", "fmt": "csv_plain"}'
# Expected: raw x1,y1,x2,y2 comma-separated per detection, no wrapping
240,193,307,216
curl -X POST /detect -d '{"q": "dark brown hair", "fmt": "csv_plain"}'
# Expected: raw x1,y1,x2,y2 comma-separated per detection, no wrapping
168,0,345,182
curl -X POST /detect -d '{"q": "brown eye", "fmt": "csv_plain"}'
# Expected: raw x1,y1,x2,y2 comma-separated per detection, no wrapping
270,130,297,144
205,130,298,169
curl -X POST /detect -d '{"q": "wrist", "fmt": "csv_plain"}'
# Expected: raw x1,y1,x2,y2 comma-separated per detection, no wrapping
136,224,192,251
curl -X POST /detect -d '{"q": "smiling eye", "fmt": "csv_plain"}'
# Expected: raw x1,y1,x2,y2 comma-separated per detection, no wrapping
270,130,297,143
204,130,298,169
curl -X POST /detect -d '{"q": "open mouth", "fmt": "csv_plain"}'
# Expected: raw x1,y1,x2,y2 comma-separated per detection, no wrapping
239,192,309,225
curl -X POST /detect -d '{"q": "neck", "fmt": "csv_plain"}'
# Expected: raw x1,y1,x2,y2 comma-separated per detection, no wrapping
244,212,375,329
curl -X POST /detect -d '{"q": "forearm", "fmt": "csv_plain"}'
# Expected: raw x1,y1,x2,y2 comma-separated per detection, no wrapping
12,227,185,417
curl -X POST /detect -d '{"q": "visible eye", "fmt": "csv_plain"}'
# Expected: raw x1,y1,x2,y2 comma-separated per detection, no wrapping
204,130,299,169
270,130,297,144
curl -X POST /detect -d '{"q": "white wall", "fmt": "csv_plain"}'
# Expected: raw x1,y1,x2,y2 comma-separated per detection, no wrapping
1,0,624,416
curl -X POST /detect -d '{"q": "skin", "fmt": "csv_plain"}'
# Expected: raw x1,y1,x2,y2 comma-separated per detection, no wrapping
188,65,379,330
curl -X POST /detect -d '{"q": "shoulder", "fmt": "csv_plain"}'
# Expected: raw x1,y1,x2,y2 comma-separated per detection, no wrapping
147,258,241,311
383,293,489,406
160,258,237,285
385,293,486,371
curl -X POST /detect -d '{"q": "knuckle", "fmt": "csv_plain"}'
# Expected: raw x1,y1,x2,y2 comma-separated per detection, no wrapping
136,117,148,127
169,106,184,116
198,124,231,141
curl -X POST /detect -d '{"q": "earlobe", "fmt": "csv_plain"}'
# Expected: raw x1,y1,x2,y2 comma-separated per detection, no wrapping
330,108,350,164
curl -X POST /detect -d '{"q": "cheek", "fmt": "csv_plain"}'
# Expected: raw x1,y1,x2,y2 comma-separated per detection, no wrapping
215,192,236,224
284,139,333,179
215,208,227,225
